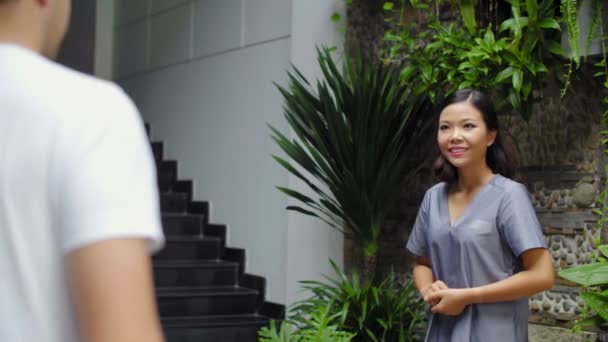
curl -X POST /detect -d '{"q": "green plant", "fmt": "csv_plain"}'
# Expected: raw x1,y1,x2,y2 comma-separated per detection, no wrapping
330,0,351,35
382,0,563,119
289,261,426,342
258,307,355,342
559,8,608,333
558,245,608,331
270,47,432,280
559,0,608,97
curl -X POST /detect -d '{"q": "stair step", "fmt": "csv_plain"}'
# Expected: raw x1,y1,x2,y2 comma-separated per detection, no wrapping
162,314,269,328
155,236,222,260
153,260,239,287
161,193,189,213
158,172,174,192
161,214,204,236
164,322,265,342
146,126,284,341
151,142,163,164
157,286,259,316
157,161,177,192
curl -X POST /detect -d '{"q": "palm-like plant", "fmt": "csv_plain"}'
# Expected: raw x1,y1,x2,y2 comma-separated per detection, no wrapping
270,47,432,280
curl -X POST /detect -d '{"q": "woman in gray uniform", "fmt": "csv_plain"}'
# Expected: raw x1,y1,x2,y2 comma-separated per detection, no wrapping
406,89,554,342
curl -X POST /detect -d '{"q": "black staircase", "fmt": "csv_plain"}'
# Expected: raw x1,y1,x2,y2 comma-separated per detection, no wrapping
149,134,284,342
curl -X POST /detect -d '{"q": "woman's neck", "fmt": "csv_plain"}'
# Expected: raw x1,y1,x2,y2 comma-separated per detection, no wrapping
455,164,495,194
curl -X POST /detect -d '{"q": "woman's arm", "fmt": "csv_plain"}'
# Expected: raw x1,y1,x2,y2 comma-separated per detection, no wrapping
414,256,434,293
427,248,554,315
413,256,448,305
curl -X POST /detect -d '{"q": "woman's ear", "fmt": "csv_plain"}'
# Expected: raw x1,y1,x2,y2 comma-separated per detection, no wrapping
487,130,497,147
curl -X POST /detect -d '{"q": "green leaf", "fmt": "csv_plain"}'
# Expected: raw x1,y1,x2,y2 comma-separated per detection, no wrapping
547,41,566,56
526,0,539,22
560,0,580,66
500,18,516,33
585,0,605,56
575,314,605,330
599,245,608,259
533,62,548,73
581,292,608,322
276,186,316,205
400,65,416,81
458,61,475,70
512,69,523,92
495,66,515,83
538,18,560,30
523,37,539,57
383,2,394,10
483,29,495,46
408,0,429,9
509,91,522,110
460,0,477,33
559,262,608,286
331,12,341,23
384,31,402,42
522,81,532,98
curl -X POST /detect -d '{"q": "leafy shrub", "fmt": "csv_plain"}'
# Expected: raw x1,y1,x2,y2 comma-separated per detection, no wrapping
289,261,426,342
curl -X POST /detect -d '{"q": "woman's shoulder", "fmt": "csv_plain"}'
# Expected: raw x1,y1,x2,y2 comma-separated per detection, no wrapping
422,182,447,200
427,182,447,194
490,174,531,198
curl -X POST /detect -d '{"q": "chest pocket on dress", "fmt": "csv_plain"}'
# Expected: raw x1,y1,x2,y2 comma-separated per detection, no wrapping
467,219,496,235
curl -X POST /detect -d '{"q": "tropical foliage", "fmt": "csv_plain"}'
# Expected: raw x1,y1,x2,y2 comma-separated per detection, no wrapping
260,261,426,342
258,307,355,342
270,47,432,279
290,261,425,342
381,0,565,120
333,0,607,120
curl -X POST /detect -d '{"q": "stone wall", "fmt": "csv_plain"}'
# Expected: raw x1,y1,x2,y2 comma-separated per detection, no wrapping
342,0,608,337
503,71,605,326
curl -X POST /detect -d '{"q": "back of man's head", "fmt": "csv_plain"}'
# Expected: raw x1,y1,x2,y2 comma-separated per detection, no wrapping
0,0,71,59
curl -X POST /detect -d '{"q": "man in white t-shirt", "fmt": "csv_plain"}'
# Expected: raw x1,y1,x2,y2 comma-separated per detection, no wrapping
0,1,166,341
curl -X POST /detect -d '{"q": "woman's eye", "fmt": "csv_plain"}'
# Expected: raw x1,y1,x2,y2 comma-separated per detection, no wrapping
439,125,449,131
464,123,476,129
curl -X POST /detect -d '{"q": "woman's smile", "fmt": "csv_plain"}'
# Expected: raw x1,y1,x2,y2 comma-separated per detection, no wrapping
448,146,468,158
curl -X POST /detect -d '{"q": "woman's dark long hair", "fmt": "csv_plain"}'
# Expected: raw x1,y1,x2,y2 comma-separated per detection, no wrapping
432,89,516,185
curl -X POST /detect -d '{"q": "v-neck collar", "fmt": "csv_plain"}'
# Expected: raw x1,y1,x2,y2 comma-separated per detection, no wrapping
442,174,500,227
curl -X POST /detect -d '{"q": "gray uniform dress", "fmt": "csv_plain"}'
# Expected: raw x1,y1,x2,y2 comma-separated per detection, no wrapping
406,175,547,342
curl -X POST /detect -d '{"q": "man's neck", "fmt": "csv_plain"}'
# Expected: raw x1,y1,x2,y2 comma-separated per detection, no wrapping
0,6,44,55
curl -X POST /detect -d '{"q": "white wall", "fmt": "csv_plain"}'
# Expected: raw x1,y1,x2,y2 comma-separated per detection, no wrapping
286,0,345,304
111,0,345,305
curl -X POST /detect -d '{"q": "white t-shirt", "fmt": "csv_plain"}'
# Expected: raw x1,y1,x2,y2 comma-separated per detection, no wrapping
0,44,164,342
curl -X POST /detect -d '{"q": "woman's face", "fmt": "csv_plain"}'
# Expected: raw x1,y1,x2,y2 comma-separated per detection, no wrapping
437,102,496,171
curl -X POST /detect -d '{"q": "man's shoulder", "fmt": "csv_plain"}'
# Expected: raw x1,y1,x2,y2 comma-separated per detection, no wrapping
37,62,138,126
46,62,127,106
32,61,142,144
